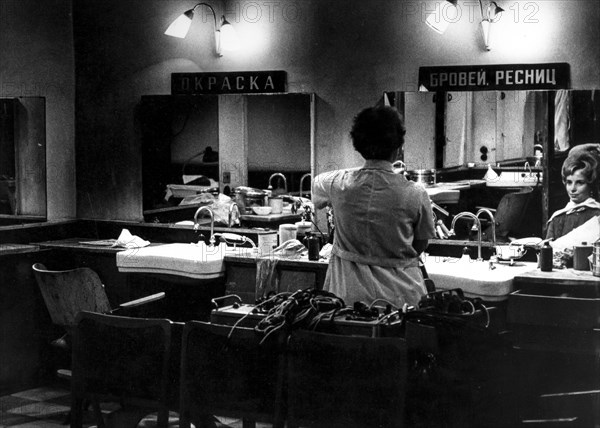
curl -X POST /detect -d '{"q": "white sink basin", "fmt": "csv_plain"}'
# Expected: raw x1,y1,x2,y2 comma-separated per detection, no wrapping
423,255,537,301
116,242,226,279
486,171,543,187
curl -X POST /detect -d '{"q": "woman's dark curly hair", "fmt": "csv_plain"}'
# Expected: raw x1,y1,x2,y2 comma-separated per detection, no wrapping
350,106,406,160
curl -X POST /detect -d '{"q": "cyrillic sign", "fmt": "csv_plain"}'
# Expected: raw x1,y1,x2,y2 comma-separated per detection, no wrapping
172,71,287,95
418,63,570,91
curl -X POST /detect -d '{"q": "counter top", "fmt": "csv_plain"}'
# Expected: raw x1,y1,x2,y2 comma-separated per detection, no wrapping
36,238,125,254
34,238,330,270
0,243,40,255
239,213,301,222
514,268,600,286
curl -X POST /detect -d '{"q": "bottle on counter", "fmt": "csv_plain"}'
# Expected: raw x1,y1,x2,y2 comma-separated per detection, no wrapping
539,241,553,272
305,232,321,261
593,239,600,277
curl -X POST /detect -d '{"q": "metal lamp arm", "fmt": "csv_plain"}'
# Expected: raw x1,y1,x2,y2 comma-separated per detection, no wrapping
191,2,218,30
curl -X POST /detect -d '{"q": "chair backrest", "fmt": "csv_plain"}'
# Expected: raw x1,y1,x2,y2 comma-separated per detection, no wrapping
71,311,174,428
494,188,535,240
286,330,408,428
32,263,112,328
179,321,285,428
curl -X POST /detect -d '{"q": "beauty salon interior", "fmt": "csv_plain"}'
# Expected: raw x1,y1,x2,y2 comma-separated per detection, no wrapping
2,0,600,427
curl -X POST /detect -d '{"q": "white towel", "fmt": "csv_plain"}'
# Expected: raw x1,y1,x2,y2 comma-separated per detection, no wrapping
550,215,600,252
113,228,150,249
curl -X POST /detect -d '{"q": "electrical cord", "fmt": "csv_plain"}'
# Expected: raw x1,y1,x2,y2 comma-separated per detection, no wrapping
226,292,291,340
368,299,399,312
254,288,346,344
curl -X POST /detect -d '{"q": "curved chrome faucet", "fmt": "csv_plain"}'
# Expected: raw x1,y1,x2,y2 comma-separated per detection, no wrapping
299,173,312,198
193,206,215,246
268,172,288,194
228,202,240,228
450,212,482,261
476,208,496,247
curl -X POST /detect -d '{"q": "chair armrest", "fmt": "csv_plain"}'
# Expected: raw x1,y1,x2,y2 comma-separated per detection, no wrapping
475,206,497,214
118,292,166,309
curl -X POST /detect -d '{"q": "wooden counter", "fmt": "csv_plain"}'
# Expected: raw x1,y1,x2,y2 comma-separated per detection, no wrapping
35,238,329,307
514,268,600,287
509,268,600,355
239,212,302,228
0,243,40,255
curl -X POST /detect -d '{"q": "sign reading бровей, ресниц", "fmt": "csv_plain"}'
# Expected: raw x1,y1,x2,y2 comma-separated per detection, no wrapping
418,63,569,92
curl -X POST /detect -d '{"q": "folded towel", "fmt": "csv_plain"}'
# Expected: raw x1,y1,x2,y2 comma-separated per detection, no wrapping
272,239,308,259
256,257,279,299
113,228,150,249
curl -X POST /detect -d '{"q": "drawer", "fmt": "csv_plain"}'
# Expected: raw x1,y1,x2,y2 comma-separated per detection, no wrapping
510,325,600,354
507,289,600,329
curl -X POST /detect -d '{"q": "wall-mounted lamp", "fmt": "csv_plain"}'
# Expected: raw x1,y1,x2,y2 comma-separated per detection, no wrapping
165,2,239,56
426,0,504,51
479,1,504,50
425,0,458,35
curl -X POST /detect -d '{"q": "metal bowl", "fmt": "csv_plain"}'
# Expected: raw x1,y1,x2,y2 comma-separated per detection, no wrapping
406,169,436,187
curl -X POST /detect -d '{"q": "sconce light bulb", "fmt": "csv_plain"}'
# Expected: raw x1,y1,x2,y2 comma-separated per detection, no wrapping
480,19,492,51
219,17,240,51
165,9,195,38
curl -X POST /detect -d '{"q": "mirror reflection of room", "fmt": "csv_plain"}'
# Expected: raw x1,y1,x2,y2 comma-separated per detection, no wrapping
140,93,313,225
0,97,46,222
385,89,600,243
246,94,311,196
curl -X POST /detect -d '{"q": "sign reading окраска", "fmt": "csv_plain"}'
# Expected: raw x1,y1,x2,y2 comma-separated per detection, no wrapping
172,71,287,95
418,63,570,92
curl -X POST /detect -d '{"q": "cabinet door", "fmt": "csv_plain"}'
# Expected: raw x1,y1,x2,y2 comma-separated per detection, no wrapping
404,92,436,170
225,263,257,303
445,91,497,167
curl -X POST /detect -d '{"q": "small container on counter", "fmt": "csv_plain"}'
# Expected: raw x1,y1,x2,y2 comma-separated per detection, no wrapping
573,242,593,271
593,240,600,277
295,221,312,237
539,241,553,272
278,223,297,246
269,196,283,214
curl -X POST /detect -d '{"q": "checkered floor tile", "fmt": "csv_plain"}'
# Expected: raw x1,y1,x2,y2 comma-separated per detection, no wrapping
0,386,76,427
0,385,273,427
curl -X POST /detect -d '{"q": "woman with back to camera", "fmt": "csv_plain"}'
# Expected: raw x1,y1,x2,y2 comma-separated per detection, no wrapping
312,106,436,308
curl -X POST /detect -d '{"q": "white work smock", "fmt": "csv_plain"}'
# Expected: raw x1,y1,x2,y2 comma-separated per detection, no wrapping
313,160,436,307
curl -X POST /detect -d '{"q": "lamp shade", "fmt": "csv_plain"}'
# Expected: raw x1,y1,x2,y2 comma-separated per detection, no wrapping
480,19,492,50
425,0,457,35
165,9,194,38
219,17,239,51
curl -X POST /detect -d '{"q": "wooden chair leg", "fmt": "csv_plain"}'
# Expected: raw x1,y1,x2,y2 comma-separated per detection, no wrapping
91,396,105,428
242,419,256,428
69,397,83,428
156,407,170,428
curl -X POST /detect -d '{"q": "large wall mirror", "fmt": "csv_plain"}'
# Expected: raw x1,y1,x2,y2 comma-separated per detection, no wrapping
139,93,314,221
386,89,600,170
384,89,600,238
0,97,46,224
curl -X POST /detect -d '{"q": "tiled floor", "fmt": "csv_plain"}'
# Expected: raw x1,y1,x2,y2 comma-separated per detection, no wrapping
0,385,272,427
0,386,86,427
